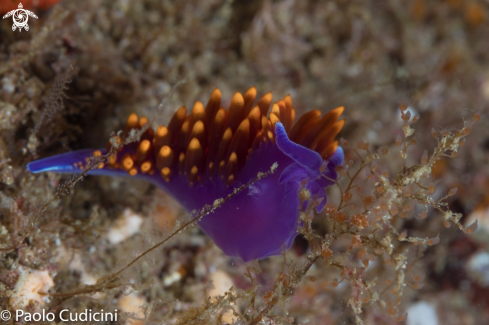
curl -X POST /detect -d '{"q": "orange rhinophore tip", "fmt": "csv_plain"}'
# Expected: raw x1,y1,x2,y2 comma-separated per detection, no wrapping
289,110,321,142
189,120,206,149
108,154,117,166
168,106,187,137
140,161,152,174
185,138,203,178
178,152,185,174
136,140,151,163
270,112,280,128
139,116,149,128
161,166,171,180
93,150,102,156
154,126,171,153
121,154,134,171
257,92,272,116
125,113,139,135
188,101,205,136
205,88,222,124
226,119,249,167
321,141,339,159
189,165,199,186
244,87,257,114
157,146,174,170
225,152,238,184
227,92,245,133
314,120,345,155
271,103,280,119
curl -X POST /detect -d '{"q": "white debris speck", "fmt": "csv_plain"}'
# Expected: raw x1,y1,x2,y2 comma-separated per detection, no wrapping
397,106,418,123
407,301,438,325
119,293,146,325
163,271,182,287
207,270,235,323
271,162,278,173
1,77,15,94
466,208,487,232
55,245,98,285
466,250,489,286
465,204,489,244
367,130,378,142
482,75,489,101
208,270,233,298
69,252,98,285
107,208,143,244
213,198,224,208
10,267,54,309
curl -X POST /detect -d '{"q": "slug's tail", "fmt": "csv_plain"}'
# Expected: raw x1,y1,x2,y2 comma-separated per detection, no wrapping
27,149,103,174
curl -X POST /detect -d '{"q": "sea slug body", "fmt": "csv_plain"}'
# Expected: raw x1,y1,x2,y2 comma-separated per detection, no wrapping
27,87,345,261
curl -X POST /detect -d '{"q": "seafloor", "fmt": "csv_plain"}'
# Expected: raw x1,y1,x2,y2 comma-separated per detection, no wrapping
0,0,488,324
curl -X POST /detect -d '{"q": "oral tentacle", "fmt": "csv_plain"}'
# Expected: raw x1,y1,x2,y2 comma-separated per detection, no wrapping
275,122,323,174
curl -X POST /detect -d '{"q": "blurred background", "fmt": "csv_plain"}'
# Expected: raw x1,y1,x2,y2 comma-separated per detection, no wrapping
0,0,488,324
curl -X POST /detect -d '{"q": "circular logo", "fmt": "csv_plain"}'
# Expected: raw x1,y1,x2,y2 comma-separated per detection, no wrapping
13,10,29,28
2,3,38,32
0,310,11,321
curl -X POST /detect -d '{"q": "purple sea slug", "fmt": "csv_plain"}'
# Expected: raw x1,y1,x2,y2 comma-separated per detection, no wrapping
27,87,345,261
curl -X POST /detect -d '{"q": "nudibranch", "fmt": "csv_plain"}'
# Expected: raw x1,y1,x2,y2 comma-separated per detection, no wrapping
27,87,345,261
